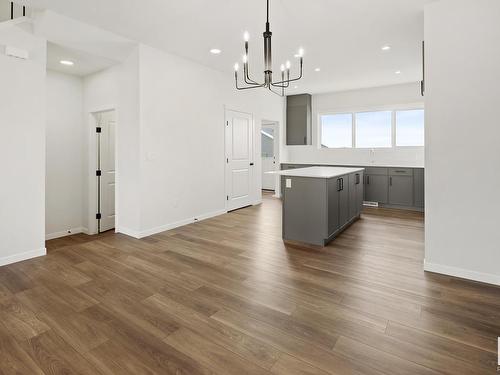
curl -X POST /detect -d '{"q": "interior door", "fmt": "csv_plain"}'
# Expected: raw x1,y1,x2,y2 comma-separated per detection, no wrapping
261,126,275,190
226,110,254,211
98,111,116,232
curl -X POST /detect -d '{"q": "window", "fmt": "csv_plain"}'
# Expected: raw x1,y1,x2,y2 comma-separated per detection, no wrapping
396,109,425,146
355,111,392,148
320,114,353,148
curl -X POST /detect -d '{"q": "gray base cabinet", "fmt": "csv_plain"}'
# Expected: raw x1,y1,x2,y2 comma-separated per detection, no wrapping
283,171,363,246
365,174,389,203
281,164,424,212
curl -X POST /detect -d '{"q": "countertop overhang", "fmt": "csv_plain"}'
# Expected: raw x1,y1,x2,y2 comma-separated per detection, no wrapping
269,166,365,179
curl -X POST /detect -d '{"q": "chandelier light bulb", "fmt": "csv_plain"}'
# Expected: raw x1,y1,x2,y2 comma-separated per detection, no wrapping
298,48,304,57
286,60,291,69
234,63,239,71
280,64,285,72
244,31,250,42
243,55,248,63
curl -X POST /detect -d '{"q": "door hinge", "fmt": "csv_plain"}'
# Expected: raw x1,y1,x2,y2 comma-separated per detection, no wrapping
226,121,229,126
96,127,102,133
96,213,102,220
226,196,229,201
226,158,229,163
96,170,102,176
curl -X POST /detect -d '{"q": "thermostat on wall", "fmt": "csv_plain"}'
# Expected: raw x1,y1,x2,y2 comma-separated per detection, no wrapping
5,46,29,60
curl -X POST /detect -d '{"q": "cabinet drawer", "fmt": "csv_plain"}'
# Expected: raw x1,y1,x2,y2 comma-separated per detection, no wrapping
365,167,388,176
388,168,413,176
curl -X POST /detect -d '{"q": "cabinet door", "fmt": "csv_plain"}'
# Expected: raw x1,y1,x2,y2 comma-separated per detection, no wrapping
413,169,425,208
389,176,413,206
339,177,350,227
348,174,357,220
327,178,340,236
356,172,364,215
365,175,388,203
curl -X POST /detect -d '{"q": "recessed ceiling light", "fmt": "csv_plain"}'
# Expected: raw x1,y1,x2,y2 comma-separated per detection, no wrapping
60,60,74,66
314,68,321,72
210,48,221,55
395,70,401,74
294,85,298,89
381,45,391,51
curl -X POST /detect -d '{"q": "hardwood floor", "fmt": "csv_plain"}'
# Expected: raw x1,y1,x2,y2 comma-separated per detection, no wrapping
1,193,499,374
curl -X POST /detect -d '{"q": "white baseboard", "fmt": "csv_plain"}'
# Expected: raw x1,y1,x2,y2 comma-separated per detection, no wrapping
0,248,46,267
117,209,227,240
424,260,500,286
115,226,141,239
45,227,86,241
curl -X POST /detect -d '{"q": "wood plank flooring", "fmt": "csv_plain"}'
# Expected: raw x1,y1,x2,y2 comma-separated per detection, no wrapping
1,193,500,374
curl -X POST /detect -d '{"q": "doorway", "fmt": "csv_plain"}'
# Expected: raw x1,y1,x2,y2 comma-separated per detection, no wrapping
225,109,254,211
261,120,280,195
94,110,116,233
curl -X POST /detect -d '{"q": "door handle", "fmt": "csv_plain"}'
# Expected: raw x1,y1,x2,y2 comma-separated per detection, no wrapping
250,162,254,166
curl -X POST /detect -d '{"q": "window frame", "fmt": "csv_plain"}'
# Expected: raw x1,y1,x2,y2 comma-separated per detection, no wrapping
319,112,354,149
394,108,425,148
317,103,424,150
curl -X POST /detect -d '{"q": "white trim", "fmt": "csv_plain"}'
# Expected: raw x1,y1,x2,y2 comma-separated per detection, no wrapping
0,248,46,267
424,260,500,286
116,226,141,239
45,227,87,240
118,209,228,239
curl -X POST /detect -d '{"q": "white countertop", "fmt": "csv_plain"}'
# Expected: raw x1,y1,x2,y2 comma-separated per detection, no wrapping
269,166,365,179
281,162,424,169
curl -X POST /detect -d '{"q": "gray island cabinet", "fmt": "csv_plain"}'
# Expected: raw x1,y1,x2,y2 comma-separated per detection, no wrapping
274,167,364,246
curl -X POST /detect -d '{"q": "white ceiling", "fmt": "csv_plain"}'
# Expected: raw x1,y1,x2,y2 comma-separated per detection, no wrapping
26,0,435,93
47,42,118,76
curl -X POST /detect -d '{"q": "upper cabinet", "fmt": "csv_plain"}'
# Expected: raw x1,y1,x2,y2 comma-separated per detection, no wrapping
286,94,312,145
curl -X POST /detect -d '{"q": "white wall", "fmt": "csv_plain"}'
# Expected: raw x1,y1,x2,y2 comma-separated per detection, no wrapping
45,70,84,239
0,21,46,265
424,0,500,285
137,44,284,236
284,83,424,167
82,48,141,235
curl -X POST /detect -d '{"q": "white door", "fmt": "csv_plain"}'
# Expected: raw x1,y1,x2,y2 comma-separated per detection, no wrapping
98,111,116,232
225,110,254,211
261,126,276,190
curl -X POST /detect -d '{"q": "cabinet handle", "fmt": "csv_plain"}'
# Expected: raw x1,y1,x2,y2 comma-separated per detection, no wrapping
356,173,360,185
341,178,344,191
367,175,370,185
390,177,393,186
337,179,341,192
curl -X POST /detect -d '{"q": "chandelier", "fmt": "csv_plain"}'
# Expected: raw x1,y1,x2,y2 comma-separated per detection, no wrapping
234,0,304,96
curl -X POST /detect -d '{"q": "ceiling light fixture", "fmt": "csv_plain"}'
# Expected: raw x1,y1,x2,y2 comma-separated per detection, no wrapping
381,45,391,51
210,48,221,54
395,70,401,74
315,68,321,72
60,60,74,66
234,0,304,96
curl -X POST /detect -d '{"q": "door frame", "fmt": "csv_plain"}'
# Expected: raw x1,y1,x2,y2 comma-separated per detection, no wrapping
261,119,281,197
224,108,256,211
87,106,117,235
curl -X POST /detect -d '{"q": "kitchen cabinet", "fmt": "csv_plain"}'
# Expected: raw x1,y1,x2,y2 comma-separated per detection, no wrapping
389,176,414,206
365,174,389,204
278,167,364,246
349,172,364,219
413,168,425,208
286,94,312,145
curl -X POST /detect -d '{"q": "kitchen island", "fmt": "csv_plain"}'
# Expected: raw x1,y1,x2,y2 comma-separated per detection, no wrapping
273,167,364,246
